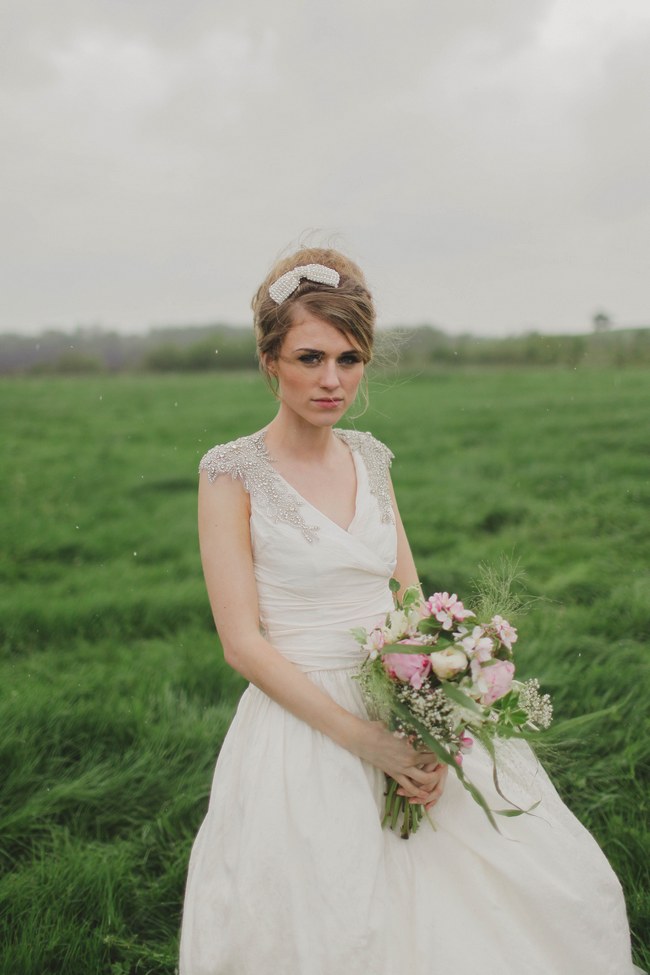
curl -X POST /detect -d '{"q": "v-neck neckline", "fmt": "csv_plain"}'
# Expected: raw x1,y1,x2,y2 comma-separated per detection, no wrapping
257,429,362,535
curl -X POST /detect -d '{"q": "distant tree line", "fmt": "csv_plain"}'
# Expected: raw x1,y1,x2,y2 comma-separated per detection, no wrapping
1,323,649,375
388,326,650,370
0,325,257,375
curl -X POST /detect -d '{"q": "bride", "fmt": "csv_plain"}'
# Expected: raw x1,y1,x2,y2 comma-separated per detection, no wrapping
179,247,640,974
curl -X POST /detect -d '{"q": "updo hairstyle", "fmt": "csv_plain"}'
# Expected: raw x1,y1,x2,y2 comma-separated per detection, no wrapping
252,247,375,382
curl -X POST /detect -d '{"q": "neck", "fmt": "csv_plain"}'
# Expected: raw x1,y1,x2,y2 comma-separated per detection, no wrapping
263,406,339,461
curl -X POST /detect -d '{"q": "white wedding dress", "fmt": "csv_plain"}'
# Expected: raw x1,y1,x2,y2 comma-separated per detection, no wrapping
180,429,639,975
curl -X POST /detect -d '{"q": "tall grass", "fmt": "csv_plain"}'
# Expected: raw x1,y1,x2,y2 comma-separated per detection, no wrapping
1,369,648,972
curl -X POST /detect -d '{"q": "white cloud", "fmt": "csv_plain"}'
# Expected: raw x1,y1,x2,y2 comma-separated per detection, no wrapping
0,0,648,334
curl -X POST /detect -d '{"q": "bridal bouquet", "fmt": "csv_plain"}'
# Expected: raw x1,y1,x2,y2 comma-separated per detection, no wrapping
352,577,553,838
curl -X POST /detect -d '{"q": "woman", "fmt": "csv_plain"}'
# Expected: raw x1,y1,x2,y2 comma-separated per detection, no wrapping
179,248,639,974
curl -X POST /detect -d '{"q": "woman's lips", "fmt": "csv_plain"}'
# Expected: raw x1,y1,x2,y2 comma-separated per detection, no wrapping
312,398,343,408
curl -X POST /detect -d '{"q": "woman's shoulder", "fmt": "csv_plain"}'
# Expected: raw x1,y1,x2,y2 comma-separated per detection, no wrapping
335,428,395,467
198,431,267,484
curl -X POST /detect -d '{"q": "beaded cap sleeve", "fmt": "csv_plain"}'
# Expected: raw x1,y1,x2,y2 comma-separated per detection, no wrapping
198,429,394,543
333,429,394,525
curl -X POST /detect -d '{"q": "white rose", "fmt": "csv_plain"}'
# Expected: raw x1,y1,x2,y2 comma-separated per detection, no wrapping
429,647,468,680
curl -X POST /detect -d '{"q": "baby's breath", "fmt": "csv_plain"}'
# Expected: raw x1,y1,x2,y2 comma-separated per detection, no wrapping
394,684,459,746
519,678,553,729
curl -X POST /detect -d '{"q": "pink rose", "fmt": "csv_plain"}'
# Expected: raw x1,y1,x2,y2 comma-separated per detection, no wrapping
479,659,515,705
382,653,432,690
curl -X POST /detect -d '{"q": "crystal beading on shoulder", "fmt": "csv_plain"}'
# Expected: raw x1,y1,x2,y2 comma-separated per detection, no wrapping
334,430,395,525
199,432,320,543
199,429,395,541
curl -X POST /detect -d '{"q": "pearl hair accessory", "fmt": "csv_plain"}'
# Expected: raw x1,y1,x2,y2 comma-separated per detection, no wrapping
268,263,340,304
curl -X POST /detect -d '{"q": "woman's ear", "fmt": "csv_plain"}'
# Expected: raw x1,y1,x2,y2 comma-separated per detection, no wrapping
262,353,277,377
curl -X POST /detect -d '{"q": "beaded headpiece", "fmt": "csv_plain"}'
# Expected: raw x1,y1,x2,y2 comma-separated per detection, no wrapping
269,263,340,305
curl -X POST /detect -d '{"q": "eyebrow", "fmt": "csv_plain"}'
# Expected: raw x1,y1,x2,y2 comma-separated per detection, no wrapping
292,346,359,354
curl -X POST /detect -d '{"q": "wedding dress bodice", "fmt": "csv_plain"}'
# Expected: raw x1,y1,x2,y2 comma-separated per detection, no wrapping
200,429,397,671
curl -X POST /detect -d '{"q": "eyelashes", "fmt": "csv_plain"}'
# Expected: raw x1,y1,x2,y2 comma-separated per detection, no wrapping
297,352,362,366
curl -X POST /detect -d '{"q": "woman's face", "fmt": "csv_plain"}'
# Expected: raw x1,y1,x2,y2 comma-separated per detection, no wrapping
269,309,365,428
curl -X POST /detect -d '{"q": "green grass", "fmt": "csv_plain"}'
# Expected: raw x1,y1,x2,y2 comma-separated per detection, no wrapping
1,368,649,973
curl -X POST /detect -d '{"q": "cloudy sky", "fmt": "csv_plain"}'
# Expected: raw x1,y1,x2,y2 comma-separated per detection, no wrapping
2,0,649,336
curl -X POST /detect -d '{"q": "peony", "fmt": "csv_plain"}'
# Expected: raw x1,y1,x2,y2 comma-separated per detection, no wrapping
429,647,468,680
478,659,515,705
424,592,475,630
382,653,432,690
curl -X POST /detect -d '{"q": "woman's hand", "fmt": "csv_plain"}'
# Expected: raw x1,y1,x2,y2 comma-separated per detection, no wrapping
355,721,448,805
402,760,448,810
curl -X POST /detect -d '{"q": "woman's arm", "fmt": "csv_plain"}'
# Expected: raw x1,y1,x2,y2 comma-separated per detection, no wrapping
389,477,421,597
198,469,442,803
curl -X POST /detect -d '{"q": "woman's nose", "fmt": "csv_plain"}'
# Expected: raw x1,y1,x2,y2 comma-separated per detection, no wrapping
320,358,340,388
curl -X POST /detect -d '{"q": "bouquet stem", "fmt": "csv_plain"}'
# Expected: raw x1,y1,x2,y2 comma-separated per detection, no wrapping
382,776,429,839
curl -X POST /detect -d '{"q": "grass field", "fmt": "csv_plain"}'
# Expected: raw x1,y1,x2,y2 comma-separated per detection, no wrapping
1,368,649,973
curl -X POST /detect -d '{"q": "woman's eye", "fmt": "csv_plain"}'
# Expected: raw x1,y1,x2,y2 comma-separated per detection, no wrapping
296,352,361,366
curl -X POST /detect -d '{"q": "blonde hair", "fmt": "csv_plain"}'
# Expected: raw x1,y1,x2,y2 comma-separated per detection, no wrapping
251,247,375,382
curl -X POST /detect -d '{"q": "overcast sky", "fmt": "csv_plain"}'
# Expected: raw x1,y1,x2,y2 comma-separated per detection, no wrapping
1,0,649,337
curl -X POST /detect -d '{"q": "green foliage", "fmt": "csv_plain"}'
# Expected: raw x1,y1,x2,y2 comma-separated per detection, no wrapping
2,324,650,374
30,350,106,375
1,369,648,970
471,557,529,623
143,333,257,372
384,325,650,371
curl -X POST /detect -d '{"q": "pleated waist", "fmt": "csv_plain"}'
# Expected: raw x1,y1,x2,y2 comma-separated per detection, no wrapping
262,623,369,673
278,648,366,673
259,599,392,673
